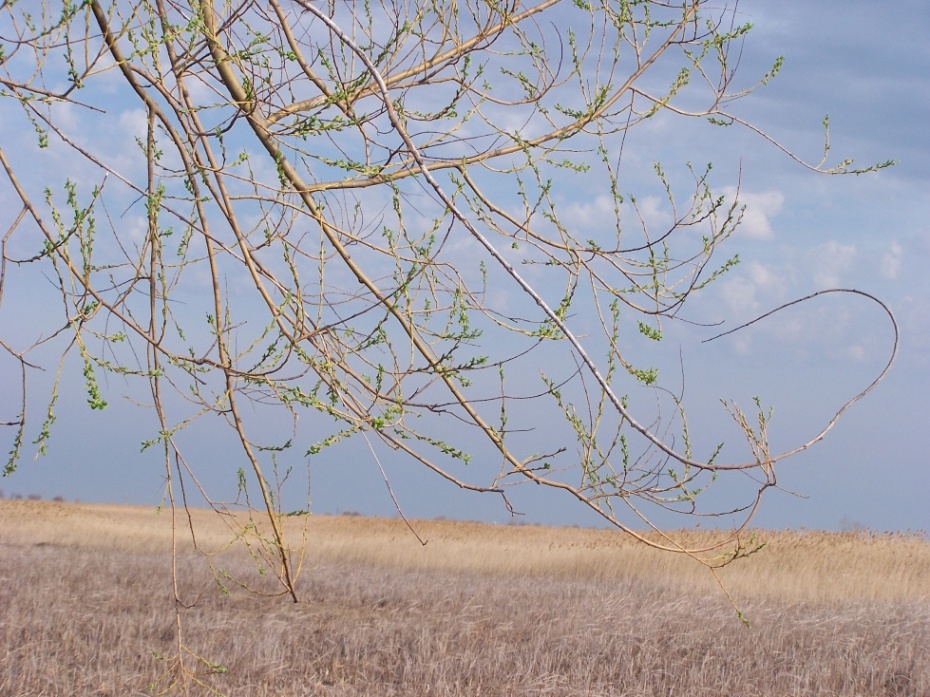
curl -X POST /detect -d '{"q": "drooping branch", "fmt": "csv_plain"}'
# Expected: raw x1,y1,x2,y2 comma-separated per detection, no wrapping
0,0,896,590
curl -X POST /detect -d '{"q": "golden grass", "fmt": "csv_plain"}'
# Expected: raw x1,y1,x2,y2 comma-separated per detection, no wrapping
1,499,928,696
4,498,925,603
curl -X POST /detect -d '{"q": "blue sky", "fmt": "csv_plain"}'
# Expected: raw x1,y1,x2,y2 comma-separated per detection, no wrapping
1,0,927,532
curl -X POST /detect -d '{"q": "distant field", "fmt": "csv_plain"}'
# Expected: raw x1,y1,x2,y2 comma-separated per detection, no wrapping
1,499,928,696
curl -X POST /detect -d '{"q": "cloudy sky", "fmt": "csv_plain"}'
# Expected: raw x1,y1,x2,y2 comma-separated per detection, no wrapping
1,0,927,533
679,0,930,532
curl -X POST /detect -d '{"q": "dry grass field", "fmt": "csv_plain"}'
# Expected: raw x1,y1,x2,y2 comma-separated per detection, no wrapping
1,499,928,696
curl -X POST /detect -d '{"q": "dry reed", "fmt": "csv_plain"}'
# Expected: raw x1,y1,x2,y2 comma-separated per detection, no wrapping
1,499,928,696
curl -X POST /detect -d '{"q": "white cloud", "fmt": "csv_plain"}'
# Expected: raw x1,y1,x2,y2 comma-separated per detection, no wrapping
631,196,667,231
719,275,762,315
880,241,903,280
562,194,617,230
845,345,868,363
811,240,857,288
746,260,782,294
721,186,785,241
117,108,149,143
718,260,786,317
560,193,669,244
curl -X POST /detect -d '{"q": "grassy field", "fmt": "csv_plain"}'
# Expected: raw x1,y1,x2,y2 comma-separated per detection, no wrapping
1,499,928,696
